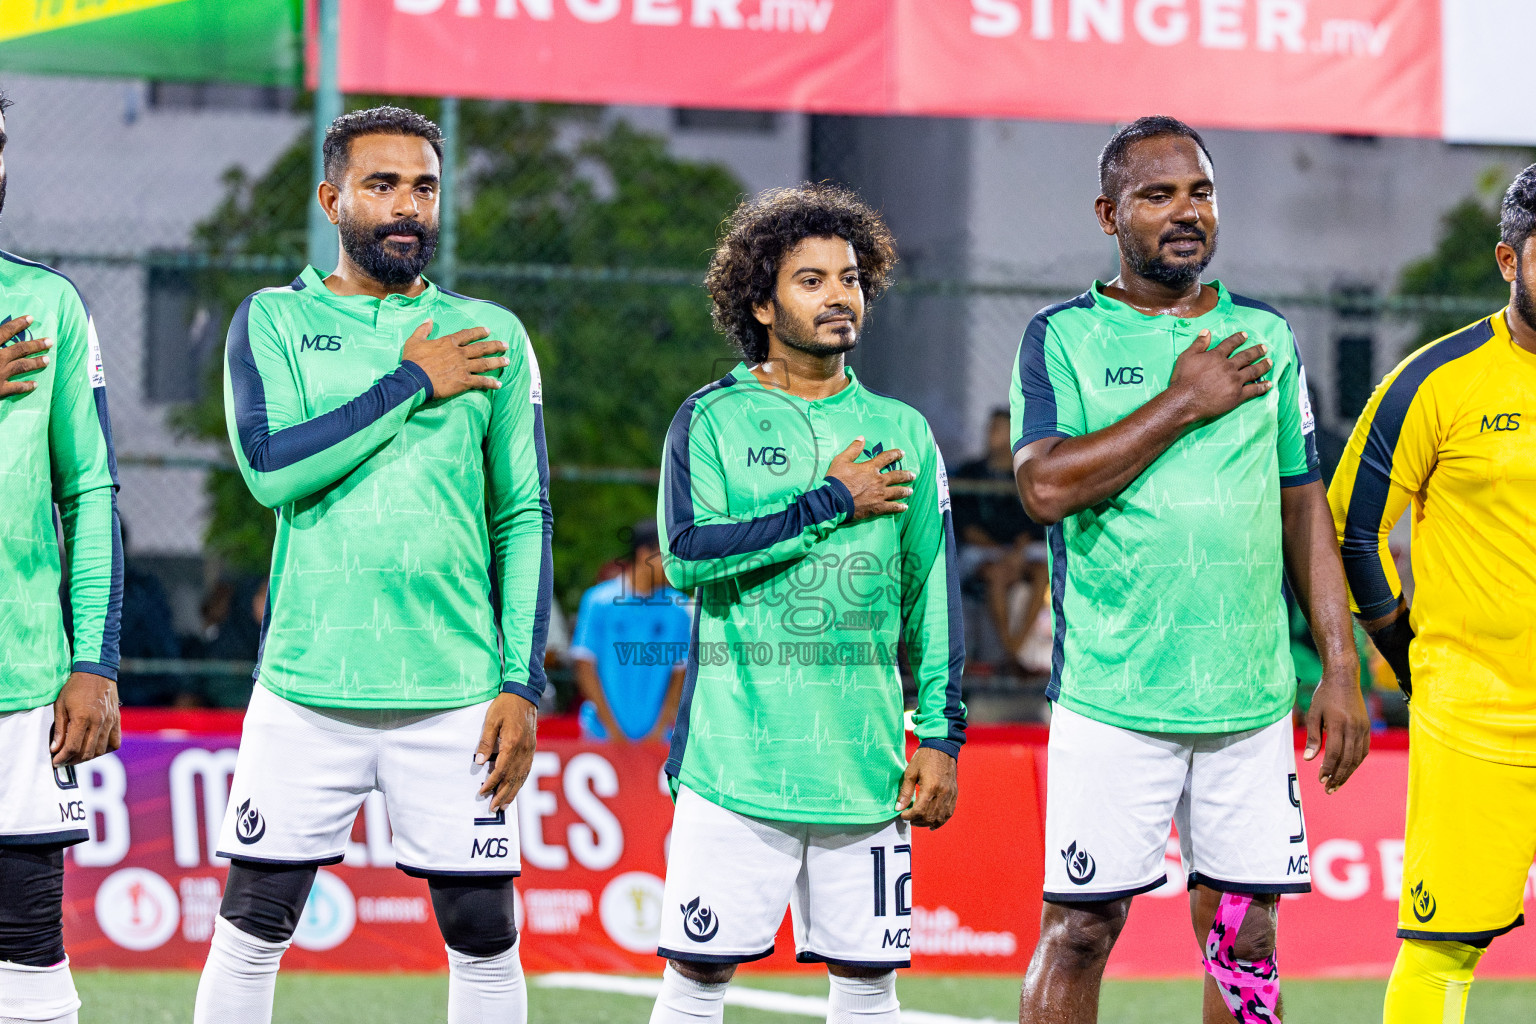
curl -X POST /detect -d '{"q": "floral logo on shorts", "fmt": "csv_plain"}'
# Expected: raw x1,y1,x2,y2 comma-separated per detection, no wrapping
234,799,267,845
1062,841,1096,886
680,897,720,942
1410,880,1437,923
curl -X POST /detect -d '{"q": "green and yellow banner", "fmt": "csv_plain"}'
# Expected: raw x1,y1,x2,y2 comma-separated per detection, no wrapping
0,0,300,85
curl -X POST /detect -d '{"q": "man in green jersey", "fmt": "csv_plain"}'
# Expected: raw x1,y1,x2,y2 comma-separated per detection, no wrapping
1011,118,1369,1024
650,185,966,1024
192,107,550,1024
0,89,124,1024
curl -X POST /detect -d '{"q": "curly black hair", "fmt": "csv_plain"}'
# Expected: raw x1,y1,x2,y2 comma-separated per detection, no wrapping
1099,115,1214,202
323,105,443,184
1501,163,1536,253
705,184,898,364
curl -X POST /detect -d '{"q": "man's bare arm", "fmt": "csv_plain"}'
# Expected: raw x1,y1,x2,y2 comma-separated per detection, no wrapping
1015,330,1272,524
1282,481,1370,793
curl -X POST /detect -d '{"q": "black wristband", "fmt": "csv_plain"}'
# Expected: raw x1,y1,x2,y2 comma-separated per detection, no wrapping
1368,614,1415,698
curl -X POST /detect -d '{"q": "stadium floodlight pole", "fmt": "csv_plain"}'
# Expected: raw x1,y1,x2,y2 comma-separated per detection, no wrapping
307,0,342,272
438,96,460,290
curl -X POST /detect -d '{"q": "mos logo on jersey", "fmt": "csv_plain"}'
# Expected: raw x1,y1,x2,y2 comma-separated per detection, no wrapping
680,897,720,942
1062,841,1096,885
1480,413,1521,433
300,333,344,352
1410,881,1437,923
746,446,788,467
1104,366,1144,386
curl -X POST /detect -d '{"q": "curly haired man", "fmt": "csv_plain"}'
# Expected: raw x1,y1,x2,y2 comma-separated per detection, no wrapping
648,184,967,1024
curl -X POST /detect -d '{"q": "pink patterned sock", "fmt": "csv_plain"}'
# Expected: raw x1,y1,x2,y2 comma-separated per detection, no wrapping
1202,892,1282,1023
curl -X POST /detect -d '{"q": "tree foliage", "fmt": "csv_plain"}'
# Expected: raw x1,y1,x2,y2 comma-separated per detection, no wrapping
1397,167,1519,352
176,98,744,608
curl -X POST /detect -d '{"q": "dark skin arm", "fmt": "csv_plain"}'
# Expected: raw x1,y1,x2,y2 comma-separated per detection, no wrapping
0,316,51,399
572,658,627,744
476,694,537,813
1281,482,1370,793
1015,330,1271,525
52,672,122,766
896,747,958,828
647,665,685,744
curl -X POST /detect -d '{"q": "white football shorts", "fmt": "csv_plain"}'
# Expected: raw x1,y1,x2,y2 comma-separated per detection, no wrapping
1042,704,1312,902
657,785,914,968
215,686,520,876
0,704,90,847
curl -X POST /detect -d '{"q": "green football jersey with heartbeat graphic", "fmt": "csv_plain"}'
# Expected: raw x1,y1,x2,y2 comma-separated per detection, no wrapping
0,252,122,713
659,363,966,824
1011,282,1320,733
224,266,552,710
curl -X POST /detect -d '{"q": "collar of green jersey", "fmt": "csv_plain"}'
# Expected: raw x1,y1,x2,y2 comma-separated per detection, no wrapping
1089,278,1234,326
734,360,864,405
298,265,442,317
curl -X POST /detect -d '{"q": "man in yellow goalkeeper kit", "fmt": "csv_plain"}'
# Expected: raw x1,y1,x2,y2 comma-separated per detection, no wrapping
1329,164,1536,1024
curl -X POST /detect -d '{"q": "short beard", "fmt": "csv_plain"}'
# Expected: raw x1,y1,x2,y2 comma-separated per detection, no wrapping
0,174,7,223
771,302,861,359
1122,224,1219,291
339,215,438,286
1515,256,1536,335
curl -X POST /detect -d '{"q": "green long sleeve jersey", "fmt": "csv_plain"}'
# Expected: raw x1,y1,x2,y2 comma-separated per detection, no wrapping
658,363,966,824
0,252,123,713
224,267,552,709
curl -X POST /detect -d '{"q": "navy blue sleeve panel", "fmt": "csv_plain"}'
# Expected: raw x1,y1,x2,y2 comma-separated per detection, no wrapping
224,291,431,509
658,374,853,591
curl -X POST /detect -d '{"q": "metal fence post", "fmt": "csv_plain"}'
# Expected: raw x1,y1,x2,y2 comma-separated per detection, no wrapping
438,96,459,291
307,0,341,273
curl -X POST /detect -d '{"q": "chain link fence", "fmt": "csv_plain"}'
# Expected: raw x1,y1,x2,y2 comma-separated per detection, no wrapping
1,75,1508,716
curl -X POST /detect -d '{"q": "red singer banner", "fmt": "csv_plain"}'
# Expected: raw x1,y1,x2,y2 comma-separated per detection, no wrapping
335,0,1443,137
61,730,1536,976
894,0,1442,136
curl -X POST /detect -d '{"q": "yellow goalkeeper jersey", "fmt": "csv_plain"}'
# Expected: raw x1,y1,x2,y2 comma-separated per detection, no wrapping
1329,309,1536,765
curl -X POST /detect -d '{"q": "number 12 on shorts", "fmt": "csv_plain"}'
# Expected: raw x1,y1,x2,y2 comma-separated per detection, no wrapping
871,844,912,918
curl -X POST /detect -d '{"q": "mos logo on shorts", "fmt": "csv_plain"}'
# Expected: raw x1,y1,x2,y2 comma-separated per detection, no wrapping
1062,841,1096,886
680,897,720,943
1410,880,1437,923
234,799,267,845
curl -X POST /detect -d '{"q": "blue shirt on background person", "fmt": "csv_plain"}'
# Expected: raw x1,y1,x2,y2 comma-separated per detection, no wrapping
569,521,691,743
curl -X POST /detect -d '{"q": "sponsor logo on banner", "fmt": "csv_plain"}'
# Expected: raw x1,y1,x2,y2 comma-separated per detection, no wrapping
599,872,665,953
524,889,595,934
911,906,1017,957
96,868,181,951
293,870,356,951
178,877,222,942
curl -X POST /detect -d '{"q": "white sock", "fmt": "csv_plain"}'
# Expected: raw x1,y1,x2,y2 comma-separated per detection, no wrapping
649,963,728,1024
827,971,899,1023
0,956,79,1023
192,916,289,1024
446,938,527,1024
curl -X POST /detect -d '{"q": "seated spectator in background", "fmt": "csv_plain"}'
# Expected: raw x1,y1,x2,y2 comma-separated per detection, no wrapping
180,575,266,707
569,520,691,743
952,408,1051,673
114,521,183,706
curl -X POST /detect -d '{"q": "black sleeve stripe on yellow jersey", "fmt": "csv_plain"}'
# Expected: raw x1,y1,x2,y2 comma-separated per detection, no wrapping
1340,318,1496,618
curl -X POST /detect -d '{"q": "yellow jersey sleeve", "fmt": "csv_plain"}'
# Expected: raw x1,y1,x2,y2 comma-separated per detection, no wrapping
1331,310,1536,764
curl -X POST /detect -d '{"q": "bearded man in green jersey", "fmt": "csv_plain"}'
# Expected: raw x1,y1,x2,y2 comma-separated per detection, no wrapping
192,107,550,1024
0,89,124,1024
650,185,967,1024
1012,116,1371,1024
